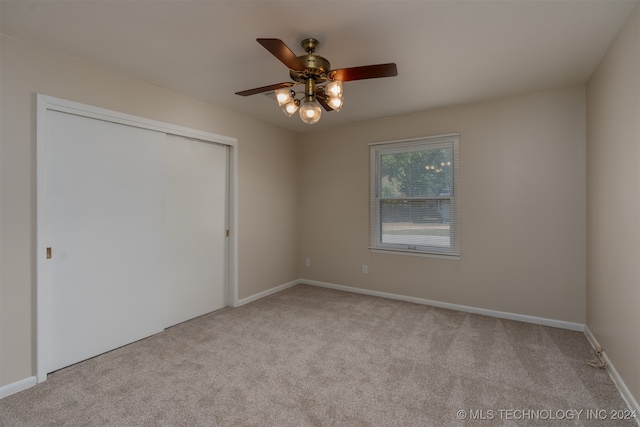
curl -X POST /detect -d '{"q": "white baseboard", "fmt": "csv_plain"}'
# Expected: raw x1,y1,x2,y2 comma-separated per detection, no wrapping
0,376,37,399
235,279,300,307
301,279,585,331
585,326,640,425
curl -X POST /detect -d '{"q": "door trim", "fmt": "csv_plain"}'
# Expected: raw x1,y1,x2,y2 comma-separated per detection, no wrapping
36,94,239,383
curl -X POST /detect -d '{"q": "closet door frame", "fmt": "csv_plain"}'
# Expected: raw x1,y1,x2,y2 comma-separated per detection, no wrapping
36,94,239,383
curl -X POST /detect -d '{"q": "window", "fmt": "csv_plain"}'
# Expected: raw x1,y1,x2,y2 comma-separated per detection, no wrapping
370,134,460,257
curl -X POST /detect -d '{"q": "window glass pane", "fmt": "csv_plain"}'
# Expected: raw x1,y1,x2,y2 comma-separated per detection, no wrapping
380,148,452,198
380,199,451,248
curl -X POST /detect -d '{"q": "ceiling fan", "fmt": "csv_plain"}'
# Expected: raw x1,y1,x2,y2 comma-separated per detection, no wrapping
235,38,398,124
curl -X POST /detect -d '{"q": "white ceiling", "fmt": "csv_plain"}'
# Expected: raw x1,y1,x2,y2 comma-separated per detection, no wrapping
1,0,637,133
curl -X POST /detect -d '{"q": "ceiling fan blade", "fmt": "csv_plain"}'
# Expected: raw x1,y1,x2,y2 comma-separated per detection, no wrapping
235,82,295,97
257,38,306,72
315,91,334,112
330,63,398,82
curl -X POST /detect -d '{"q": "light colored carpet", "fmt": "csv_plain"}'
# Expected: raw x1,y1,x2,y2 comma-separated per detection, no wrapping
0,284,634,426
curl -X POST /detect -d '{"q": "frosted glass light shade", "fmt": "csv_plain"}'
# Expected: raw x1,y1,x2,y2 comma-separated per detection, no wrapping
328,96,344,111
282,99,299,117
326,81,343,97
275,89,293,106
299,99,322,124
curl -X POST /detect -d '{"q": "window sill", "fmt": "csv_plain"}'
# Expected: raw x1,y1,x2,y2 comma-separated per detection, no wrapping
369,248,460,260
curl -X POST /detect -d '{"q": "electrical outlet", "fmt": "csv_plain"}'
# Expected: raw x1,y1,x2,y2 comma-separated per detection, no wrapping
305,258,311,267
595,345,602,357
362,265,368,274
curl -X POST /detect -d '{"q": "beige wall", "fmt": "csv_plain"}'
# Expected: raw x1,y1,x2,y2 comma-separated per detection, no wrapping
3,9,637,407
586,4,640,402
300,85,586,323
0,35,300,387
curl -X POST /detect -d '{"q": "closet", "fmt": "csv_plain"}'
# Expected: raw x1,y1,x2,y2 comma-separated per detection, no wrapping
39,96,232,374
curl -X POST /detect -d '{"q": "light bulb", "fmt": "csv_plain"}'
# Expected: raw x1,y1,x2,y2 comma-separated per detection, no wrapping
328,96,344,111
282,99,299,117
326,81,343,97
299,98,321,124
275,88,293,106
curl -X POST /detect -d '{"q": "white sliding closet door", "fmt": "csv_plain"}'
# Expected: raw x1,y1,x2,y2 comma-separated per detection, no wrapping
165,135,228,327
46,111,167,373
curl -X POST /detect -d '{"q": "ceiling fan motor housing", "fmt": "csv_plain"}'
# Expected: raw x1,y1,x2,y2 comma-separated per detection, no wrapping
290,55,331,82
289,38,331,83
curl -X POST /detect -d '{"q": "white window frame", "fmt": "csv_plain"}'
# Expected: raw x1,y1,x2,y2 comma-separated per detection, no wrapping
369,134,460,258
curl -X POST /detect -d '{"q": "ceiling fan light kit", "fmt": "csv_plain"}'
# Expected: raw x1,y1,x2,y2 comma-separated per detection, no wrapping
236,38,397,125
275,89,294,106
282,99,300,117
299,97,323,124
